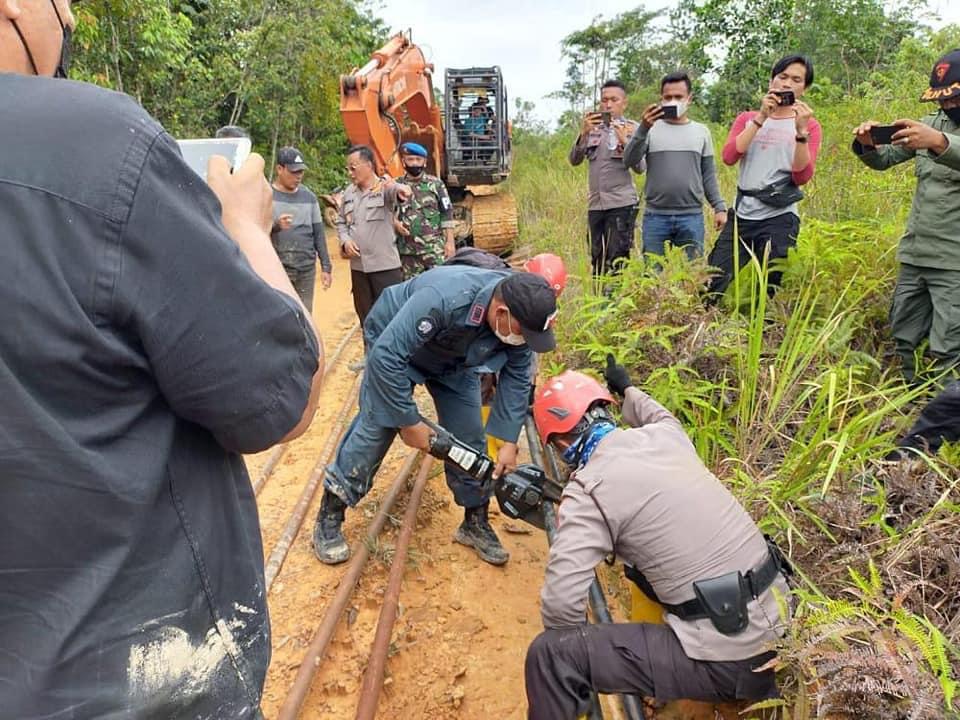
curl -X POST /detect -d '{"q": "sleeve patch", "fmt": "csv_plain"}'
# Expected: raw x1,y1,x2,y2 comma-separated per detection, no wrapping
416,316,437,340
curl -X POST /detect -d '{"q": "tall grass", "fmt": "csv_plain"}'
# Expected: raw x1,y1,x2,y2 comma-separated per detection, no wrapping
508,73,960,717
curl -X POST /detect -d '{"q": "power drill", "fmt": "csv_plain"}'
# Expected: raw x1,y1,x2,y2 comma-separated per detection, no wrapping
422,417,495,488
420,417,561,529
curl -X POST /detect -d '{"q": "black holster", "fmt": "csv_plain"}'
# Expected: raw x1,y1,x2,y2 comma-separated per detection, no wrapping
692,571,750,635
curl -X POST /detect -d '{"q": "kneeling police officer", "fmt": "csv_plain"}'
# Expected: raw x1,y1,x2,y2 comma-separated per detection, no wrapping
313,265,558,566
525,358,792,719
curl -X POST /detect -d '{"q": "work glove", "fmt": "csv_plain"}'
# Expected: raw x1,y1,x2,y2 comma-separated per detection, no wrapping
604,353,633,397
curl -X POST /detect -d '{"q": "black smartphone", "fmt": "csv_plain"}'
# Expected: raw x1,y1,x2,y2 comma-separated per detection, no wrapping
869,124,902,145
601,111,612,127
773,90,796,106
659,104,679,120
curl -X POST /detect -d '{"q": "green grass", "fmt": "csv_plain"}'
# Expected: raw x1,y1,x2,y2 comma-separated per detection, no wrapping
508,86,960,718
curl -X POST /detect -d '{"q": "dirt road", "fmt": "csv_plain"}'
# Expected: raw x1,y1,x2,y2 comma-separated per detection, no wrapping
245,244,745,720
245,245,553,719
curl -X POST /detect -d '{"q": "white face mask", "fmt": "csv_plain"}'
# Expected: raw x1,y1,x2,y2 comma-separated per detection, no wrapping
663,100,689,118
495,309,526,346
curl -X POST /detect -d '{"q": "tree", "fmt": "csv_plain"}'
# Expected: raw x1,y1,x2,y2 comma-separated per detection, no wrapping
669,0,925,120
554,7,663,112
71,0,386,188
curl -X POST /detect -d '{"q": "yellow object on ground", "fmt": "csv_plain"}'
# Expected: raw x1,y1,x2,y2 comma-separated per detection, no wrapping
480,404,504,458
630,585,665,623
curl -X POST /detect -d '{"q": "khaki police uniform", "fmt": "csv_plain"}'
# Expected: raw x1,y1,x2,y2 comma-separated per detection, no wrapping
525,387,789,719
337,180,405,326
569,119,644,275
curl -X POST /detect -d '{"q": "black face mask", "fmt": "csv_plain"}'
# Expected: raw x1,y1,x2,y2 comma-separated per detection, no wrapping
403,164,425,177
11,0,72,78
944,105,960,126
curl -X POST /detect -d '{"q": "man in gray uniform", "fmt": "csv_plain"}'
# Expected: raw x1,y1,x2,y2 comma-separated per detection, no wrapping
526,359,791,719
337,144,411,326
271,146,333,313
624,71,727,259
569,79,645,275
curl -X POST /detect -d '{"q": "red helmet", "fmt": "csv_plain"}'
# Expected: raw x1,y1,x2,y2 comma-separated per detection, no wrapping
525,253,568,297
532,370,613,446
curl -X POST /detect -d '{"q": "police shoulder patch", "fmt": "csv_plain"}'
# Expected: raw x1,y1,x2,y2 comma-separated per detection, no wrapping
416,316,437,340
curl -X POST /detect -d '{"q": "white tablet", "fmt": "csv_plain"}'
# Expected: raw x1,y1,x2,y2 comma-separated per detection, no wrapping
177,137,252,180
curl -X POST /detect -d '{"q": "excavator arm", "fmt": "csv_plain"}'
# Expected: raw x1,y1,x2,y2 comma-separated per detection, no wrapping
339,32,444,179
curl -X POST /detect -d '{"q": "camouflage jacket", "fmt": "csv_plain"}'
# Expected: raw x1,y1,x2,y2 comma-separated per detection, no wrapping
396,173,455,257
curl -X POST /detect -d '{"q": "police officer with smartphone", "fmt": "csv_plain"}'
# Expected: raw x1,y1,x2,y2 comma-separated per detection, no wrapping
569,79,644,276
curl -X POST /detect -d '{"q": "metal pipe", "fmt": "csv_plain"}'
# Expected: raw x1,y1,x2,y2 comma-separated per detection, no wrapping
354,458,434,720
524,418,604,720
276,450,422,720
264,371,362,591
252,323,360,496
543,442,644,720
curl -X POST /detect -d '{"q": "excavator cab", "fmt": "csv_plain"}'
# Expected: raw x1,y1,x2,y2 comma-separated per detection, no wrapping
444,68,511,188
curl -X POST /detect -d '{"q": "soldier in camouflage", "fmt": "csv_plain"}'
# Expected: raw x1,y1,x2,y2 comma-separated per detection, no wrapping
394,142,456,279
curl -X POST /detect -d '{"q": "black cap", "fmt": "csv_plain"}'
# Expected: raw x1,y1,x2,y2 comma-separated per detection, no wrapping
277,146,308,171
921,49,960,102
499,273,558,353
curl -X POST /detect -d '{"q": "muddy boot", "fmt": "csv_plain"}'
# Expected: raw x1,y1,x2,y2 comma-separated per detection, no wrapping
312,490,350,565
454,503,509,566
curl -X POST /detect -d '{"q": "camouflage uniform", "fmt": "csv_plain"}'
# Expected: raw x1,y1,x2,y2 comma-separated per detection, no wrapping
396,172,455,279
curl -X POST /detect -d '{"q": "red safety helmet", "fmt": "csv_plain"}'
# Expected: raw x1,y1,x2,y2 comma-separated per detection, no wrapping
525,253,568,297
532,370,613,446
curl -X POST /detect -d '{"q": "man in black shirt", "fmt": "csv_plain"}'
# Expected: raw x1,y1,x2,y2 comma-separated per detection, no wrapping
0,3,323,717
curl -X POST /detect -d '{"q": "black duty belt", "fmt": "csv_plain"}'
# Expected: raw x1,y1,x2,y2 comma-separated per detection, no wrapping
625,537,792,623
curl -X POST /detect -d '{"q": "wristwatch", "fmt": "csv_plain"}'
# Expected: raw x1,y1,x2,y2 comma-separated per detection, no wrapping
795,132,810,143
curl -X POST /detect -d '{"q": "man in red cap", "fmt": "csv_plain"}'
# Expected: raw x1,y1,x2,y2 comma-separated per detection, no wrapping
852,49,960,384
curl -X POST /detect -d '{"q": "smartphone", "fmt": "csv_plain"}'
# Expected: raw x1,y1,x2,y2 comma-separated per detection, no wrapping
177,137,252,181
869,124,903,145
601,111,612,127
773,90,796,106
659,104,679,120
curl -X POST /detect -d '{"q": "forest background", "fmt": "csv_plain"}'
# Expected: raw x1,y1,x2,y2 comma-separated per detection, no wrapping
72,1,960,716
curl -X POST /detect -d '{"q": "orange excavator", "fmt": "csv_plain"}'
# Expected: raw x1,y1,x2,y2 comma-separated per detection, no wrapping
337,31,518,255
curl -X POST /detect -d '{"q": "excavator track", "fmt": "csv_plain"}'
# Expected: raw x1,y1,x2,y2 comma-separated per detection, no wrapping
453,187,518,256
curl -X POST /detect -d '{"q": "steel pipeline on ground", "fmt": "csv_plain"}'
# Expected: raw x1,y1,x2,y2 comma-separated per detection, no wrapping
276,450,422,720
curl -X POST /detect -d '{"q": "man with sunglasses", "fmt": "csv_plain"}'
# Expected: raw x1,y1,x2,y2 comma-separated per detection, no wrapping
0,2,323,717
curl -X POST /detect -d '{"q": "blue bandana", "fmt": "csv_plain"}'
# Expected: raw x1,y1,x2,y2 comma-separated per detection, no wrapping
562,421,616,469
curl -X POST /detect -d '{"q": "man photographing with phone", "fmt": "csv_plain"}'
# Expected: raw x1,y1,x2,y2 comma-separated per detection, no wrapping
706,54,821,299
0,1,323,717
569,79,644,275
624,71,727,259
851,49,960,385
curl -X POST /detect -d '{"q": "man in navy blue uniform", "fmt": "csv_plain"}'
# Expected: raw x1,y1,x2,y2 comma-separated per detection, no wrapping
313,266,558,566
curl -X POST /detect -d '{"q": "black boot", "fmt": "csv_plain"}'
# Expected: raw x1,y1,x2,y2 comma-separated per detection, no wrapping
454,503,509,566
312,490,350,565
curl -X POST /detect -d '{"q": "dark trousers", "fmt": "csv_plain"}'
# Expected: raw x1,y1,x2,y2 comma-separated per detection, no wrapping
324,371,489,508
706,212,800,296
524,623,777,720
895,380,960,456
889,263,960,384
588,205,638,275
285,265,316,315
351,267,403,328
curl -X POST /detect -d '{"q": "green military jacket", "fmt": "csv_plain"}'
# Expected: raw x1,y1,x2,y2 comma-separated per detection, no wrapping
854,110,960,270
396,173,454,258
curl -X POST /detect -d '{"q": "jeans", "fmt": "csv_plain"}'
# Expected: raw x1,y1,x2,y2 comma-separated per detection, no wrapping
323,370,489,508
642,211,705,259
285,264,316,315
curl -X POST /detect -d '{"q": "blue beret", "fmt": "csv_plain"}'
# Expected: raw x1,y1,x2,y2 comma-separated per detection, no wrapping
400,142,428,158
